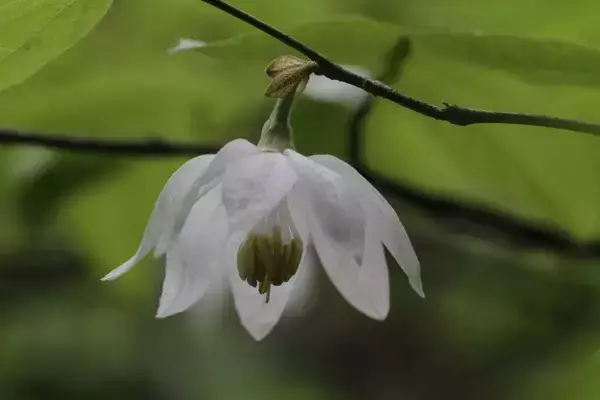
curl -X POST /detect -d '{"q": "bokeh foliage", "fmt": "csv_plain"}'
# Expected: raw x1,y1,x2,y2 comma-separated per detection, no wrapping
0,0,113,91
0,0,599,399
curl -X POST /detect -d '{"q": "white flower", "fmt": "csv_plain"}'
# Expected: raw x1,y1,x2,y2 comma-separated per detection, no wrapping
102,139,423,340
102,82,423,340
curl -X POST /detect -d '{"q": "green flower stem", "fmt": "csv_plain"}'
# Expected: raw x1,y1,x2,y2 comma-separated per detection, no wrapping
258,88,297,152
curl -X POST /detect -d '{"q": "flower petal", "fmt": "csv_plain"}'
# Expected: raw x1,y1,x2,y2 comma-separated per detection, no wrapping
287,151,390,319
163,139,260,254
359,215,390,319
285,196,319,316
225,234,294,340
307,208,384,319
285,242,318,317
286,151,365,257
310,155,424,297
157,187,227,318
222,152,297,234
101,154,214,281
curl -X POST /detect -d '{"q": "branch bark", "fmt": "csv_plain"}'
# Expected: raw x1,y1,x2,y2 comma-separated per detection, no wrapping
202,0,600,136
348,38,600,257
0,129,218,156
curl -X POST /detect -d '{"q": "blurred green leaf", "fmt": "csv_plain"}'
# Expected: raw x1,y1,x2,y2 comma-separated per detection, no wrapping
17,153,120,228
1,1,600,399
194,17,600,87
194,18,399,69
177,17,600,239
365,46,600,240
419,32,600,87
0,0,113,91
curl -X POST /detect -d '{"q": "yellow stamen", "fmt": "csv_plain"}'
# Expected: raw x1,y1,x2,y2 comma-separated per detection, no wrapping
237,227,303,303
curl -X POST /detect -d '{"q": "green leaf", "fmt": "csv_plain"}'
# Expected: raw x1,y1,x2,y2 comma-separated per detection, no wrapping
364,43,600,240
185,17,400,70
412,32,600,87
3,7,598,268
16,153,120,227
0,0,263,277
0,0,113,91
187,17,600,88
178,18,600,239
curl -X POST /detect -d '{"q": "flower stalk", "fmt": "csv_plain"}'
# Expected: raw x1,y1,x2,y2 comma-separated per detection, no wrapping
258,86,297,152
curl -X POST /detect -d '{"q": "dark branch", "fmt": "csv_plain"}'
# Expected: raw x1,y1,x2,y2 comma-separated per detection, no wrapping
349,37,600,258
365,167,600,257
202,0,600,137
0,129,218,156
201,0,331,66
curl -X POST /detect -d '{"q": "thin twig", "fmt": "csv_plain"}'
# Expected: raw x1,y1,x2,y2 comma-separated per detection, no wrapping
202,0,600,137
349,37,600,257
0,129,218,156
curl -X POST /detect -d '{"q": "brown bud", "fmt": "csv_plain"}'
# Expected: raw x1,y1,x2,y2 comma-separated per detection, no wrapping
264,55,317,98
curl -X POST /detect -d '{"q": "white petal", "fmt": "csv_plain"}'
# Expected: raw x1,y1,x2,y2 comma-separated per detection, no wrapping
157,187,227,318
359,215,390,319
222,152,297,234
164,139,260,254
286,189,310,241
287,151,389,319
225,234,294,340
308,209,384,319
189,259,229,320
284,242,318,317
153,155,217,255
285,195,319,316
167,38,207,54
310,155,424,297
101,255,138,282
286,151,365,256
101,154,214,281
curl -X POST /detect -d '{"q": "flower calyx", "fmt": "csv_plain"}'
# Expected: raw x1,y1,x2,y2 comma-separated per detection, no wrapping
264,55,317,98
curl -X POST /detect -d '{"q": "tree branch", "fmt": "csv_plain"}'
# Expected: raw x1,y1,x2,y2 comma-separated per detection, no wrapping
0,129,218,156
201,0,600,137
349,37,600,257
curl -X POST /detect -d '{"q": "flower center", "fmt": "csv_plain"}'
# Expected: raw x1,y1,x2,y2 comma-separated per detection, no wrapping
237,226,303,303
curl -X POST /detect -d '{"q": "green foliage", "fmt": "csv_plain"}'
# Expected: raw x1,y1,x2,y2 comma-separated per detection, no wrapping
0,0,599,398
198,18,600,88
16,153,120,228
422,33,600,87
0,0,113,91
366,47,600,240
0,0,596,278
185,17,600,239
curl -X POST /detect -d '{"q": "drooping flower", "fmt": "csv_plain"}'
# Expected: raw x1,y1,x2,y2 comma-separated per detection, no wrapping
102,88,423,340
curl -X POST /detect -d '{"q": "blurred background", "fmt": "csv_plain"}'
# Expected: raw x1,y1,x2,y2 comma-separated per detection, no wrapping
1,0,599,399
